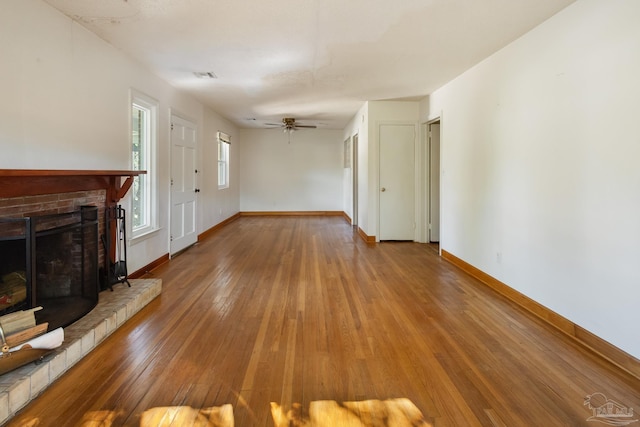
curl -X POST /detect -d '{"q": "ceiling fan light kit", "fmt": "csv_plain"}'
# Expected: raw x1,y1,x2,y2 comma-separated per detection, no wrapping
276,117,318,131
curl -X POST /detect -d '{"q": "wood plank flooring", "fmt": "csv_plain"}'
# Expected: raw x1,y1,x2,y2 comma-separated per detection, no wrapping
8,216,640,426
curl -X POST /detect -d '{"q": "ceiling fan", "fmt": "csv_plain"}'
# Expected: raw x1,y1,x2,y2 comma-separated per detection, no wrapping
266,117,317,132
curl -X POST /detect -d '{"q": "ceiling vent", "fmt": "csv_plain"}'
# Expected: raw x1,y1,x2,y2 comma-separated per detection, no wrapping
193,71,217,79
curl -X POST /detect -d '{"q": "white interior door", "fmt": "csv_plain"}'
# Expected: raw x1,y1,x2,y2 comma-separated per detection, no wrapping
170,115,198,255
379,124,415,241
429,122,441,242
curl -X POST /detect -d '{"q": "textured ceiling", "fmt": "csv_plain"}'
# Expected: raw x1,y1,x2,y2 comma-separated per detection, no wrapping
44,0,575,129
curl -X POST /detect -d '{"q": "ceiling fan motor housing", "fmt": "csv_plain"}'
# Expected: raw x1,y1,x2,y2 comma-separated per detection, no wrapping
283,118,296,129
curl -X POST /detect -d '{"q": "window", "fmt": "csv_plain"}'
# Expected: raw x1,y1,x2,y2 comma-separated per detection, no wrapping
131,91,158,238
218,131,230,189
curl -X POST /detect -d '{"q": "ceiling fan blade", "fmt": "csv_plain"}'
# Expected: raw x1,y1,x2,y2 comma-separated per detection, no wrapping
295,124,317,128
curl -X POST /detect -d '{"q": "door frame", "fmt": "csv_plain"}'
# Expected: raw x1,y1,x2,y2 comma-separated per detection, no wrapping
422,116,442,250
352,133,359,227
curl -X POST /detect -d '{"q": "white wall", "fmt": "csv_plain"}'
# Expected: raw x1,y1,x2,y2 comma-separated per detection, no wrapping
422,0,640,358
239,128,343,212
201,109,240,230
0,0,138,169
0,0,239,273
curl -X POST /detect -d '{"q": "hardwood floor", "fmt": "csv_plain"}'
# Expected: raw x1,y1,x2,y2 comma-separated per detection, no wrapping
8,216,639,426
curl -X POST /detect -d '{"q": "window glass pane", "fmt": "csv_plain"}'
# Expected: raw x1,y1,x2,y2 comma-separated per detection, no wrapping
132,104,149,230
133,175,147,229
218,162,225,186
130,92,157,239
218,140,229,189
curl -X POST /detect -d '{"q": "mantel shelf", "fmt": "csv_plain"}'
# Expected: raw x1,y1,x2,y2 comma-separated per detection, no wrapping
0,169,146,202
0,169,146,177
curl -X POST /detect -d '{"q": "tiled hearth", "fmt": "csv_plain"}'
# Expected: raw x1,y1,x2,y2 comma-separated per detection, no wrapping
0,278,162,425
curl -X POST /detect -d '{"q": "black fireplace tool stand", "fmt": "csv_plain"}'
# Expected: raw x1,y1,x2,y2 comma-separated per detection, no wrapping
101,205,130,291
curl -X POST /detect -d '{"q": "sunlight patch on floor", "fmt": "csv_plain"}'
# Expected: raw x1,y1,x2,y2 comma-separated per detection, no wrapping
18,398,432,426
271,398,433,426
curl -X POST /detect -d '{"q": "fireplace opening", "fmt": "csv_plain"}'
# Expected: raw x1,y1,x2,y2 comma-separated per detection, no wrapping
0,206,99,330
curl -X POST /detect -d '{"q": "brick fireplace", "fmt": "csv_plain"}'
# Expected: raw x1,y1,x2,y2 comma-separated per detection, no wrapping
0,170,144,328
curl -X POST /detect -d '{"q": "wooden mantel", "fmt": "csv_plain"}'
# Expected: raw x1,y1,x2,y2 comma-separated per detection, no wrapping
0,169,146,203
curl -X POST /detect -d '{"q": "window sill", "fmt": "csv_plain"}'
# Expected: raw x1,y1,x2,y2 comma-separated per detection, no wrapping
129,227,161,245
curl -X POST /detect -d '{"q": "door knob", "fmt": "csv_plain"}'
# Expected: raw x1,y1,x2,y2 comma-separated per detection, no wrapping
381,187,386,192
195,188,200,193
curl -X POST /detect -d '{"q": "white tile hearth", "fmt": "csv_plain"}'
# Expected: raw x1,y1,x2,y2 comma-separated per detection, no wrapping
0,279,162,425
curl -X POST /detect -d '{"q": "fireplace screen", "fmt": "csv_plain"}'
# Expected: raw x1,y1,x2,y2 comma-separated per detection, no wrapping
0,206,99,330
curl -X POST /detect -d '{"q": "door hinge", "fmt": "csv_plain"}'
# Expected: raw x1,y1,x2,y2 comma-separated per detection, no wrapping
170,178,174,186
171,123,174,131
170,235,173,241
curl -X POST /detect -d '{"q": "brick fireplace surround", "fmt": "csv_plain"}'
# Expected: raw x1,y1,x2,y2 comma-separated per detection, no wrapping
0,169,146,279
0,189,107,271
0,170,162,424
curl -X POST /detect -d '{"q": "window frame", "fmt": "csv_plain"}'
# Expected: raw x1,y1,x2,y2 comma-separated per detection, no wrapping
217,131,230,190
130,90,159,240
